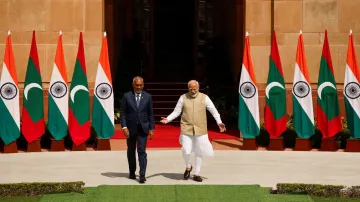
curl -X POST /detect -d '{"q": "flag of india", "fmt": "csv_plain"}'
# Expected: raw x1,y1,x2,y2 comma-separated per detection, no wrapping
0,31,20,145
238,32,260,138
292,31,315,138
48,31,69,140
92,32,114,139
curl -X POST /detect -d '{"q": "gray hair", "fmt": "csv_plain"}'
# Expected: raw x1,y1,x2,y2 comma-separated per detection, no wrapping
187,80,199,88
133,76,144,84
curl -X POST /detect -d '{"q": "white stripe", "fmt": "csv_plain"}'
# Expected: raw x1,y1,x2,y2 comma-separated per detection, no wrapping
49,63,68,124
292,63,314,125
94,63,114,126
344,64,360,118
239,64,260,128
0,63,20,129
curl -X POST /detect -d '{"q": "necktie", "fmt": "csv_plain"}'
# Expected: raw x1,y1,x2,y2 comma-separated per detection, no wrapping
136,94,140,107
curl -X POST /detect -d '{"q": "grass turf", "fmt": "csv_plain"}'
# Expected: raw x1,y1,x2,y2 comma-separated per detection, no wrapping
1,185,360,202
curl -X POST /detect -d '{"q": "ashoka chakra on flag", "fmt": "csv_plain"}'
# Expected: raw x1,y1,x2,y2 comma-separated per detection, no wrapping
240,81,256,98
0,82,18,100
345,82,360,99
50,81,68,98
95,83,112,100
293,81,310,98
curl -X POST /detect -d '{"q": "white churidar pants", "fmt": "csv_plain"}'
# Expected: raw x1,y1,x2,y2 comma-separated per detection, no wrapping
179,134,214,175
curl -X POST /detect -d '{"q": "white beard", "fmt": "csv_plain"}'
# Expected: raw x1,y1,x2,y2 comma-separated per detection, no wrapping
190,92,199,98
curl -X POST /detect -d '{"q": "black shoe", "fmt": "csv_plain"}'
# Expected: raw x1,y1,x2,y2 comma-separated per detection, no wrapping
183,166,192,180
139,176,146,183
129,174,136,180
193,175,203,182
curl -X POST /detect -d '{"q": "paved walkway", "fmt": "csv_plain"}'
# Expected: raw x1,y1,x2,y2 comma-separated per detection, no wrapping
0,150,359,188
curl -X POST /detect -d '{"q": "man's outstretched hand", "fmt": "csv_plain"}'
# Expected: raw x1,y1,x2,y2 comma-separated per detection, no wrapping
160,117,168,124
218,123,226,132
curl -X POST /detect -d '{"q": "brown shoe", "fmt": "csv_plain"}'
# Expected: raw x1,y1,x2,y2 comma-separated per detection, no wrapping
193,175,203,182
183,166,192,180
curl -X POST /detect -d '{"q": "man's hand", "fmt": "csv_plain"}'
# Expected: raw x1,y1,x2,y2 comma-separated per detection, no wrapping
218,123,226,132
123,128,129,138
148,130,154,140
160,117,168,124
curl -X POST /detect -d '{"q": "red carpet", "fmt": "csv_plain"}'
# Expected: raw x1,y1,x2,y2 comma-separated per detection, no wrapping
112,124,240,148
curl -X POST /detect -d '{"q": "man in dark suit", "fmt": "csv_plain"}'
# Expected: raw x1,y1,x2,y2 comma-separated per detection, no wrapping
120,76,155,183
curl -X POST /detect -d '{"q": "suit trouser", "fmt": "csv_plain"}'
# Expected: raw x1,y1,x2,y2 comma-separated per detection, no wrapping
127,124,148,176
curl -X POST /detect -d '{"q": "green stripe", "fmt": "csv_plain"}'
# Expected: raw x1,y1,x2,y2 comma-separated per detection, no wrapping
317,56,340,120
238,95,260,138
318,56,336,84
266,58,286,120
47,95,68,140
344,97,360,139
92,97,114,139
69,59,89,125
267,57,285,85
0,98,20,145
292,95,315,138
24,57,43,123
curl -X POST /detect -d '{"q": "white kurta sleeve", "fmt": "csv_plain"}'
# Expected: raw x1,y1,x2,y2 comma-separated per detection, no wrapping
166,96,184,122
205,96,222,125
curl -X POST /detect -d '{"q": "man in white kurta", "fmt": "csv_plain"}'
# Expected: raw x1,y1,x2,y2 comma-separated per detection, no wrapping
160,80,226,182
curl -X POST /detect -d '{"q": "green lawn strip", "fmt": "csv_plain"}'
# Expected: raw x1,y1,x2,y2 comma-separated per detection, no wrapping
0,196,42,202
43,185,306,202
312,197,360,202
82,185,176,202
39,185,263,202
1,185,359,202
39,187,96,202
176,184,262,201
39,185,176,202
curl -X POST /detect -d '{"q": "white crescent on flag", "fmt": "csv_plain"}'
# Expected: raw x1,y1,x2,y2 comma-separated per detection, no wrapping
70,85,89,103
265,82,285,99
24,83,42,100
317,81,336,100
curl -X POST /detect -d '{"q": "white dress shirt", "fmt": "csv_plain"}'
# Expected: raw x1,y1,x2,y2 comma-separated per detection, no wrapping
166,95,222,125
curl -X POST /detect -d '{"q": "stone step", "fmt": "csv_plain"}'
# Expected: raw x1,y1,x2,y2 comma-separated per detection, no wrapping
153,101,177,108
147,88,207,96
152,95,181,102
153,108,174,115
147,89,187,96
146,82,206,90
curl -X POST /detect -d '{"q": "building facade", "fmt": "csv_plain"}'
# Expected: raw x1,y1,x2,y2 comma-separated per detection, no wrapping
0,0,358,119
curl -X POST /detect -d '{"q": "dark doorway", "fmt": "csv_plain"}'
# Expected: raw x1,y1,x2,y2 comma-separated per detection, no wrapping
153,0,195,81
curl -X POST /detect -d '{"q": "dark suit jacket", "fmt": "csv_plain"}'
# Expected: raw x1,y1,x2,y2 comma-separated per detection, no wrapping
120,90,155,135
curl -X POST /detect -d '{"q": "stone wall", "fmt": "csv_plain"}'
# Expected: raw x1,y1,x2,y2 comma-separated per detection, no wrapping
0,0,103,119
0,0,103,88
0,0,358,120
5,0,355,88
245,0,360,86
244,0,360,118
